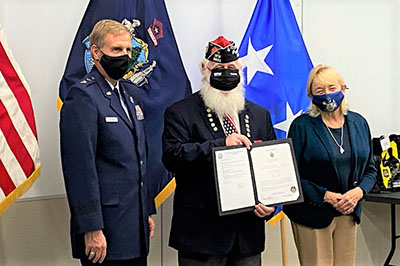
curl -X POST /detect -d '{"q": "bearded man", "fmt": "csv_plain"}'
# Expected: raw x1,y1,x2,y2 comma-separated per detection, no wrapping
162,36,277,266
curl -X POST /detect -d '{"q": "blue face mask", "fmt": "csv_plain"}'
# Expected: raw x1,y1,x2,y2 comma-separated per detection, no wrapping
311,91,344,112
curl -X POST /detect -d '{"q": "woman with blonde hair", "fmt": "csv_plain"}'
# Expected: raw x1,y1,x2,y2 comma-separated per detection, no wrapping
284,64,376,266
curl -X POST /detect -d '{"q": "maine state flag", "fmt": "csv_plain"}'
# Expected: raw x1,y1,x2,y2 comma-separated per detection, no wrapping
239,0,313,139
59,0,191,207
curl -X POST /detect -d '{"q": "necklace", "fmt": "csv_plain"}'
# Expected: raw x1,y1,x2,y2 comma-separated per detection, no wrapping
325,124,345,154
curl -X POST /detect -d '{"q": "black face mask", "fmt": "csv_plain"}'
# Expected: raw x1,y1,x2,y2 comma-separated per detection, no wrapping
99,51,133,80
209,68,240,91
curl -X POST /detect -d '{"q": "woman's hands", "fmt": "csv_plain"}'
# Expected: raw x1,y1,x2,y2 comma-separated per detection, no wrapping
324,187,364,215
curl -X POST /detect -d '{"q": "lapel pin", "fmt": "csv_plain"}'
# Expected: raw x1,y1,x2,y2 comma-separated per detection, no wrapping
106,91,112,96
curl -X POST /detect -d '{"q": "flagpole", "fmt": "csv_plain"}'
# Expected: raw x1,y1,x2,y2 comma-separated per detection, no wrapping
280,217,288,266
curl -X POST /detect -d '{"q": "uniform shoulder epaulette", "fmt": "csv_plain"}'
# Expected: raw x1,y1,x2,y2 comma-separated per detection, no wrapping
79,75,96,86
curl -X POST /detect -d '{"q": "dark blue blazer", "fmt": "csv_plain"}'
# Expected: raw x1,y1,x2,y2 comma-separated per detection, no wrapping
60,67,155,260
284,111,376,229
162,92,276,256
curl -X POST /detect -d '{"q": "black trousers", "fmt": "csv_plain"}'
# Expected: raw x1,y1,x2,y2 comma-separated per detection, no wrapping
178,251,261,266
80,257,146,266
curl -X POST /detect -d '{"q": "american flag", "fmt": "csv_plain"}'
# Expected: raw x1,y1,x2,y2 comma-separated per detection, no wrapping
0,24,41,216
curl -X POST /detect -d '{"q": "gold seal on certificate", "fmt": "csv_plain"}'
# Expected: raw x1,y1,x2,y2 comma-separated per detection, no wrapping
212,138,303,216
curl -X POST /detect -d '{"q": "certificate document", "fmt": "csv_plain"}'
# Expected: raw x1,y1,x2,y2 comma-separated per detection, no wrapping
212,138,302,216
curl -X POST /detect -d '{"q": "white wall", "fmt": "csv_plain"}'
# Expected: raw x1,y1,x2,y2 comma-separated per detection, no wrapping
1,0,90,198
302,0,400,137
0,0,399,265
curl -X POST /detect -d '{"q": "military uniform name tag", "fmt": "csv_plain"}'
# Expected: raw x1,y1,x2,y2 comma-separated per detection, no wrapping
105,117,118,123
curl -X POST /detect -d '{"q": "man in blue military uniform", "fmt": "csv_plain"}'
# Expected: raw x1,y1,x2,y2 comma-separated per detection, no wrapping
60,19,155,266
162,36,276,266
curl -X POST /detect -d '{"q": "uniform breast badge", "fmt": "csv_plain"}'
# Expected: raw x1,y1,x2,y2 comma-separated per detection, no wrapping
135,105,144,120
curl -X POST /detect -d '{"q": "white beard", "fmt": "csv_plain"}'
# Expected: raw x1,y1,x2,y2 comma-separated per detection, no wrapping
199,76,245,117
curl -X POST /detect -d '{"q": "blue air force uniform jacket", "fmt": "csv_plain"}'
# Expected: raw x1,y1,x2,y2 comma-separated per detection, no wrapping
162,92,276,256
283,112,377,229
60,67,155,260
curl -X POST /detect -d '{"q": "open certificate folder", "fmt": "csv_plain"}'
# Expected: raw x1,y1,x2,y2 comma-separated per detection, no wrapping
212,139,303,216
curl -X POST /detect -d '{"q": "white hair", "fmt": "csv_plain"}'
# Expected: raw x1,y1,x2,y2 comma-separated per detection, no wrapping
198,70,245,118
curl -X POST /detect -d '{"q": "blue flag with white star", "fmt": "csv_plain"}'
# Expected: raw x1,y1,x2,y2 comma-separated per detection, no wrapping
239,0,313,139
58,0,192,208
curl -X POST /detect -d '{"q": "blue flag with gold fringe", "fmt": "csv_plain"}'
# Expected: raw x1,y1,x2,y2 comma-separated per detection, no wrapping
59,0,192,208
238,0,313,224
